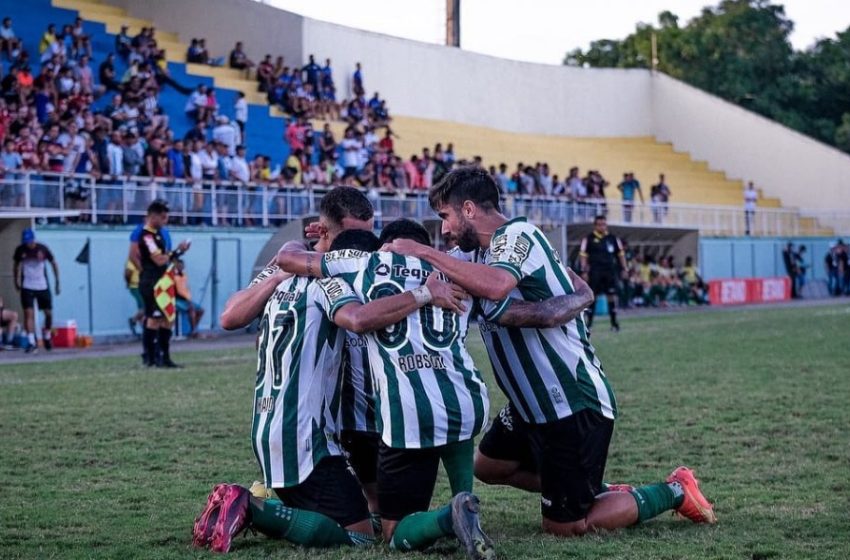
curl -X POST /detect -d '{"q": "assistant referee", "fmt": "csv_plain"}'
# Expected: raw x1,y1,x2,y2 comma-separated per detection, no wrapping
138,200,191,367
579,215,627,332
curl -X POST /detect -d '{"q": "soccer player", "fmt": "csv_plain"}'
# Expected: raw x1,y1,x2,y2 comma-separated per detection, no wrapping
579,215,628,332
194,228,467,553
137,200,191,368
13,228,59,352
386,167,716,537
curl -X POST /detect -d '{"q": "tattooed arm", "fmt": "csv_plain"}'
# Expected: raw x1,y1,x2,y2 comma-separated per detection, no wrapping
496,270,594,328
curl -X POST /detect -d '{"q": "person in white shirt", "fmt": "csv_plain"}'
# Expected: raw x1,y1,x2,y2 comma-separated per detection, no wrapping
234,92,248,137
185,85,209,123
744,181,758,236
538,163,553,196
340,129,361,178
212,116,238,156
58,123,86,174
198,141,218,181
229,145,250,183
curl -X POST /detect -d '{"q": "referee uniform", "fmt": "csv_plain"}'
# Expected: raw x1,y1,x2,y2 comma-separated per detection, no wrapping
138,225,170,366
579,228,624,331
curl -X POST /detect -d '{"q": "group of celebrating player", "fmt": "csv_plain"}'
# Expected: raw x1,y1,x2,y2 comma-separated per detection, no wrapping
191,167,716,558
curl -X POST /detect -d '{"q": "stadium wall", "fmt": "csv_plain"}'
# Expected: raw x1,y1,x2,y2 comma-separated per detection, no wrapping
652,73,850,212
699,237,834,281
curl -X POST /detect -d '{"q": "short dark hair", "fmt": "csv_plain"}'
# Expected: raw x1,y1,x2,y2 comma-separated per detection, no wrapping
319,186,374,228
378,219,432,247
429,167,500,213
329,229,380,252
594,215,606,223
147,199,169,215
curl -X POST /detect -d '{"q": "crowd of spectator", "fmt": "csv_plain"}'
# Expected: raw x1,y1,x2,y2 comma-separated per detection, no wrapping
613,249,709,308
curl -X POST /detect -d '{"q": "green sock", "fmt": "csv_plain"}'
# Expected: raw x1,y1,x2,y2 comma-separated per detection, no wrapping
249,498,360,547
440,439,475,494
390,505,454,551
629,482,685,523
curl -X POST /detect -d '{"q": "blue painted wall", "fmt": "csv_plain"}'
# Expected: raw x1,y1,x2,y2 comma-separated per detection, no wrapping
34,227,273,337
699,237,837,281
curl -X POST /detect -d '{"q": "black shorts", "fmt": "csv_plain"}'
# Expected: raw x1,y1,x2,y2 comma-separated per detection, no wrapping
531,409,614,523
340,430,380,485
589,270,617,296
21,289,52,310
274,455,370,528
477,402,536,472
138,280,162,319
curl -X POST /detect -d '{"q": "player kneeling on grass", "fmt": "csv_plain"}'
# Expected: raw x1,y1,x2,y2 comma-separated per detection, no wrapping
386,167,717,537
192,233,471,553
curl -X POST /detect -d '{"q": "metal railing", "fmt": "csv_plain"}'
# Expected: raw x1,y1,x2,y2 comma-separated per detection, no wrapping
0,171,847,236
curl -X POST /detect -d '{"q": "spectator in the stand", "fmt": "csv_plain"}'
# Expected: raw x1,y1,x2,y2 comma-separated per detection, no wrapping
122,130,143,176
168,139,185,179
198,140,218,183
493,163,510,193
230,145,250,183
185,84,209,124
285,147,303,184
71,17,91,58
1,137,24,206
319,122,336,163
618,172,643,222
418,147,434,189
340,127,360,178
272,55,286,80
213,116,238,156
782,242,800,299
302,54,321,94
0,17,21,61
39,24,57,56
186,38,206,64
256,54,274,92
234,92,248,137
650,173,671,223
99,53,120,92
115,25,131,59
184,120,206,144
744,181,757,236
229,41,254,72
538,163,553,195
284,117,305,152
352,61,364,96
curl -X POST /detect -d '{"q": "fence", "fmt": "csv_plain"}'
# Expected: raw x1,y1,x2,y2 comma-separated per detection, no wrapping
1,171,847,236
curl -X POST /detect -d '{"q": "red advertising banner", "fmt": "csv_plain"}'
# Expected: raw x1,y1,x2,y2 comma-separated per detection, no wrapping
708,277,791,306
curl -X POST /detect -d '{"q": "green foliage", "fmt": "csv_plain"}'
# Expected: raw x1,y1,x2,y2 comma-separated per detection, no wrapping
564,0,850,153
1,305,850,559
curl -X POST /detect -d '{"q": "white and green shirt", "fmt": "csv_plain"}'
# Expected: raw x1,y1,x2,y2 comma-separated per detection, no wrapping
475,217,618,425
339,331,379,434
321,250,489,449
250,264,360,488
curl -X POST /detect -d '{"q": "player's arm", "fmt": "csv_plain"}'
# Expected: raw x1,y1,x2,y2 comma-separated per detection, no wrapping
276,246,326,278
385,239,517,301
578,237,590,279
332,273,467,334
220,261,291,330
48,253,60,295
496,270,593,328
13,260,21,291
128,242,141,270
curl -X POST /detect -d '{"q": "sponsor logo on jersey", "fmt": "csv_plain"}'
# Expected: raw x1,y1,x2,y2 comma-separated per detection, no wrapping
255,396,275,413
344,335,368,348
273,288,301,305
397,352,447,372
375,263,438,281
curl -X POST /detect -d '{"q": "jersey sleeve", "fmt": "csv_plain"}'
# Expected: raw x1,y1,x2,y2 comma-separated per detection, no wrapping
129,226,141,242
488,222,541,281
13,246,23,263
248,262,279,288
313,277,361,320
477,297,514,323
42,245,55,262
321,249,372,277
141,232,163,256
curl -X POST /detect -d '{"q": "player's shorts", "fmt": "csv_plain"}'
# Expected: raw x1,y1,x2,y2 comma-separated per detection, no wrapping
377,440,473,521
589,270,617,296
274,455,370,528
129,287,143,310
20,288,52,310
138,280,162,319
340,429,380,485
532,408,614,523
477,402,536,472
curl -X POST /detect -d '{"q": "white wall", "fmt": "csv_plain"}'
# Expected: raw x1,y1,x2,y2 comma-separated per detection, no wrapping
652,73,850,211
301,19,652,136
109,0,304,69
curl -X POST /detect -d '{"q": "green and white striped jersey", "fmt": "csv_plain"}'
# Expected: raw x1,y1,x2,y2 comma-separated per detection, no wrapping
339,331,379,434
250,264,361,488
321,250,490,449
473,217,618,425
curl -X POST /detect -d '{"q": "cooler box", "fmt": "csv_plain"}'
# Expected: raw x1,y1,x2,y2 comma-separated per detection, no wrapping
53,320,77,348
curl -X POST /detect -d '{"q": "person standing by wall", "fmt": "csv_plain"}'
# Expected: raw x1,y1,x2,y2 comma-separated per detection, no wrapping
744,182,757,236
13,228,59,352
138,200,191,367
782,242,799,299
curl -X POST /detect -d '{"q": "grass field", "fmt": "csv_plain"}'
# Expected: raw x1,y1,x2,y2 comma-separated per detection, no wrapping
2,304,849,559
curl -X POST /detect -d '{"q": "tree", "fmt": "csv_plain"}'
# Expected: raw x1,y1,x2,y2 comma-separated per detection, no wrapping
564,0,850,153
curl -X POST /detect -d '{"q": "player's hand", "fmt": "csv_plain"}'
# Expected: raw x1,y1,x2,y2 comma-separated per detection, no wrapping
178,240,192,253
304,221,324,240
426,273,467,314
386,238,426,258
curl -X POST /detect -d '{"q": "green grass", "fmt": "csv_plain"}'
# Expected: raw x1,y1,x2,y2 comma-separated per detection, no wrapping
2,304,850,559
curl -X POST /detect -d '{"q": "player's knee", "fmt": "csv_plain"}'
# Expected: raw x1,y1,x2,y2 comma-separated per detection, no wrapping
473,452,509,485
542,517,589,537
